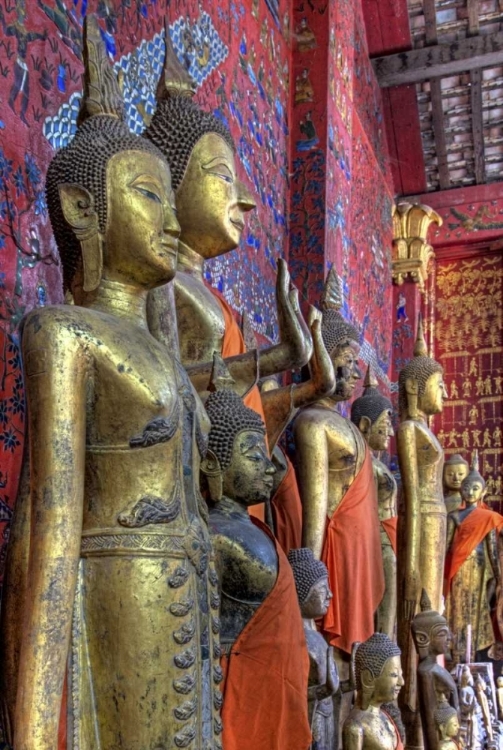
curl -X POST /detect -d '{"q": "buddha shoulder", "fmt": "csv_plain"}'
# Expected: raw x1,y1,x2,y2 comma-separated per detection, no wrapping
22,305,97,362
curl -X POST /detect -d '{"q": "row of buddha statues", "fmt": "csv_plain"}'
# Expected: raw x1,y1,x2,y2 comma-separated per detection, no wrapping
1,14,503,750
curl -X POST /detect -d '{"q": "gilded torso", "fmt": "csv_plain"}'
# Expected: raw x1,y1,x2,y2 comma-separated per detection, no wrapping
174,270,226,366
397,419,444,510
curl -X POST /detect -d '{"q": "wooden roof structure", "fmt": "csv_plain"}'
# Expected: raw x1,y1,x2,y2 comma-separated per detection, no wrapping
371,0,503,193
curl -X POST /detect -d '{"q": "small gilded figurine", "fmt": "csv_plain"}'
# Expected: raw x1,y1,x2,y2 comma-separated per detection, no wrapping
295,268,384,656
351,365,397,639
443,454,470,514
288,548,339,750
343,633,404,750
434,705,461,750
411,591,459,750
445,452,503,665
203,355,312,750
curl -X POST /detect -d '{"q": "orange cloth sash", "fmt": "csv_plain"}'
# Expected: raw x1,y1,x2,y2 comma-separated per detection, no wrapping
321,446,385,653
270,454,303,554
444,506,503,594
221,518,312,750
381,516,398,555
382,710,404,750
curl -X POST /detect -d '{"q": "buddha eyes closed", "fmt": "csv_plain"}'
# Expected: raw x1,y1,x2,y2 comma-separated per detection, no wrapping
135,186,162,203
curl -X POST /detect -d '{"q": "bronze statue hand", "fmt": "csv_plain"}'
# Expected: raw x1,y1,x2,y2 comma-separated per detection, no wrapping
289,286,313,362
291,319,335,408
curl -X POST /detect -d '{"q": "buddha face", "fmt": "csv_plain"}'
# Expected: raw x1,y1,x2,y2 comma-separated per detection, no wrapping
330,343,361,401
444,462,469,492
104,150,180,288
175,133,256,259
371,655,404,705
222,429,275,506
368,409,394,452
441,714,460,740
302,576,332,620
461,478,485,506
430,622,450,655
419,371,447,415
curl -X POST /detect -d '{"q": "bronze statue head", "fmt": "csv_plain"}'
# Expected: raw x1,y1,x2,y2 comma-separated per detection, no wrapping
47,17,178,297
460,450,486,505
144,26,255,259
411,590,450,659
287,548,332,619
443,454,469,493
434,705,460,740
351,366,394,451
398,315,445,417
354,633,403,710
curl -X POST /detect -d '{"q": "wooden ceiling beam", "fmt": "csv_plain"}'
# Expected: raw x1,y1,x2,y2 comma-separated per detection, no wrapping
423,0,438,44
430,77,451,189
470,68,486,183
373,31,503,87
467,0,480,36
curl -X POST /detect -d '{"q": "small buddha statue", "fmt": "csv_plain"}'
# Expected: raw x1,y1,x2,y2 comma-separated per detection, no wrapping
445,452,503,665
294,268,384,657
396,314,447,745
343,633,404,750
434,705,461,750
351,365,397,639
202,355,312,750
443,454,470,514
474,675,494,744
496,676,503,721
288,547,340,750
0,17,222,749
411,591,459,750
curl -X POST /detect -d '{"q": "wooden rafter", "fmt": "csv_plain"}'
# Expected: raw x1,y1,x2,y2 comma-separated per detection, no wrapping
372,31,503,87
467,0,480,36
470,68,486,184
430,77,451,189
423,0,438,45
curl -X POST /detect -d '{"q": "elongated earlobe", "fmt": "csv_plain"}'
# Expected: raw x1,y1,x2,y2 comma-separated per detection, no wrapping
59,183,103,292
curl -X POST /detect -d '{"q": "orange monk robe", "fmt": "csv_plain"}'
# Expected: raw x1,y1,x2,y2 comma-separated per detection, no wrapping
381,516,398,556
444,506,503,595
221,519,312,750
321,446,385,653
382,710,404,750
270,453,303,554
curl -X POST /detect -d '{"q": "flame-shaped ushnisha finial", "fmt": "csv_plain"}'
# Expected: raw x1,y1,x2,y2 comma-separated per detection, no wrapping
209,352,236,393
413,313,428,358
471,449,480,474
363,364,379,392
241,309,258,352
321,267,343,312
419,588,432,612
77,14,124,126
156,17,197,101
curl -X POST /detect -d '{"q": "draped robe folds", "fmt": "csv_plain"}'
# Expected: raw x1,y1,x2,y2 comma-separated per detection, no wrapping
220,518,312,750
381,516,398,555
321,446,385,653
269,453,303,554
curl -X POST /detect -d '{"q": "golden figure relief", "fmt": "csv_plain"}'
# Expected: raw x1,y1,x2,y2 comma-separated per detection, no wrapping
443,454,469,514
450,381,459,400
0,18,222,749
469,404,479,425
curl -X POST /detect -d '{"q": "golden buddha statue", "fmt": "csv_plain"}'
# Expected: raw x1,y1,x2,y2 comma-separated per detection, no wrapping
351,365,397,639
288,547,339,750
445,452,503,665
411,591,459,750
0,17,222,749
396,314,447,745
145,29,311,409
294,268,384,655
443,454,469,514
434,705,461,750
342,633,404,750
201,356,312,750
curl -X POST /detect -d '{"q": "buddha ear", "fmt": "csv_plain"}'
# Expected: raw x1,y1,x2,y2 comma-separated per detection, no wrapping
59,183,103,293
201,449,223,502
358,416,372,437
405,376,419,418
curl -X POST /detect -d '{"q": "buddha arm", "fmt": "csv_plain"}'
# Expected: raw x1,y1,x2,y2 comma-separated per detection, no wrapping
15,317,86,750
294,416,329,559
487,529,500,586
446,514,457,551
397,422,421,614
343,722,364,750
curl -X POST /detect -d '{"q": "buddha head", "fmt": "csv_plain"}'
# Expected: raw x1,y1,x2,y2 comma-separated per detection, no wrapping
460,665,474,690
443,454,469,494
434,705,460,742
287,548,332,619
144,28,255,260
46,16,179,301
398,315,446,418
320,268,361,401
354,633,403,710
411,590,450,660
202,355,275,505
460,451,486,506
351,366,394,451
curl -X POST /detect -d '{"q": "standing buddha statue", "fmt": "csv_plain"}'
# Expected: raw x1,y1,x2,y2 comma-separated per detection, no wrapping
294,268,384,656
288,547,340,750
444,452,503,665
396,314,447,748
202,355,312,750
0,16,222,749
434,706,461,750
443,454,469,514
351,365,397,639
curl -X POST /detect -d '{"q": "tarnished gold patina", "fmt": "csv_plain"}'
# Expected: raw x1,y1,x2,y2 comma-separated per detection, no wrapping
434,706,461,750
396,314,447,749
351,366,397,640
443,454,469,514
392,202,442,293
0,17,222,749
343,634,404,750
